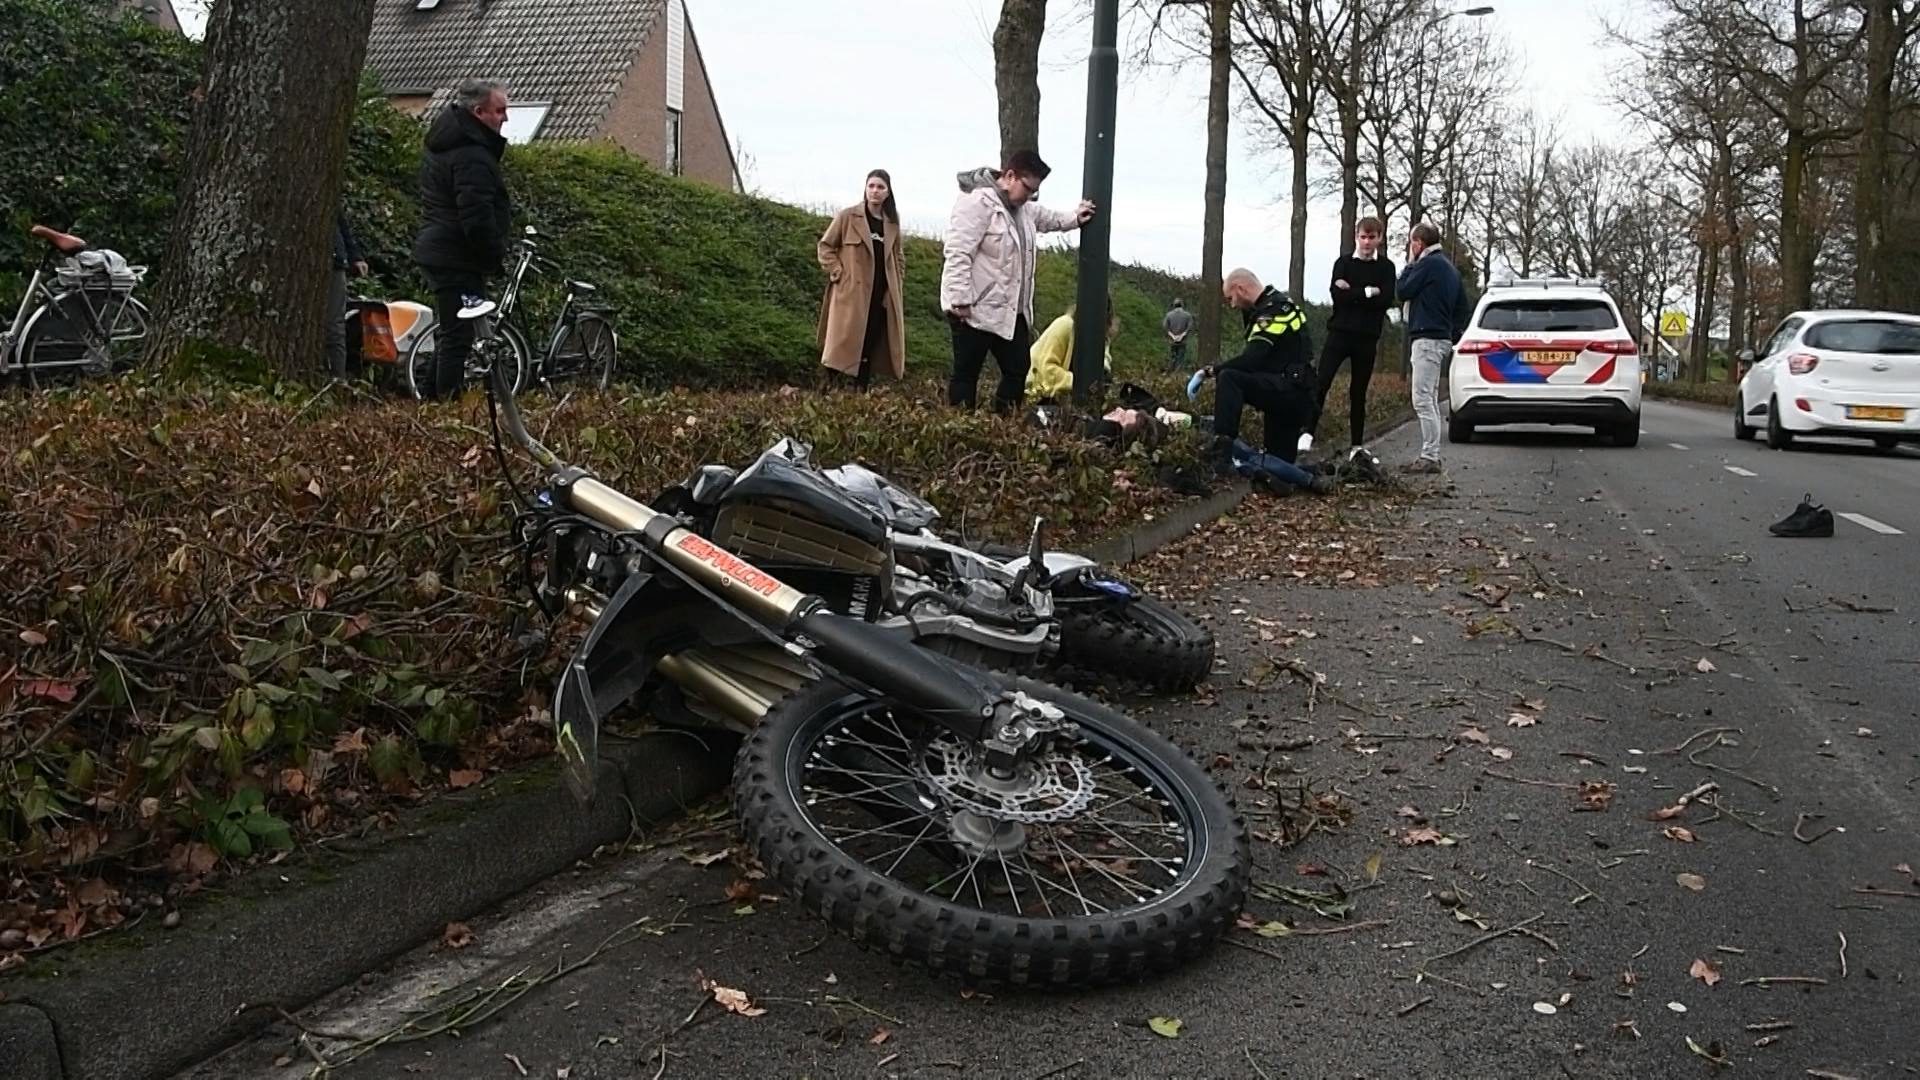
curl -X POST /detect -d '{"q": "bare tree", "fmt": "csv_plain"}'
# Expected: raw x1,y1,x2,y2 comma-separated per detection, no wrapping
994,0,1049,163
1232,0,1320,296
147,0,378,378
1130,0,1234,365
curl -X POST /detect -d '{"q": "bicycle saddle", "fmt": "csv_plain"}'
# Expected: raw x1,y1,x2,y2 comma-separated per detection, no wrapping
568,280,597,294
30,224,87,254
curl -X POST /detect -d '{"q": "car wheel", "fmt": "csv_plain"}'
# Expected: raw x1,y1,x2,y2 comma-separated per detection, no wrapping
1447,417,1474,444
1765,398,1794,450
1733,395,1756,441
1611,417,1641,448
1873,436,1900,453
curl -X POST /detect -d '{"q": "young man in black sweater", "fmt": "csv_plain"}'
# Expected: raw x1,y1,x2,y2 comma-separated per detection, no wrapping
1315,216,1396,448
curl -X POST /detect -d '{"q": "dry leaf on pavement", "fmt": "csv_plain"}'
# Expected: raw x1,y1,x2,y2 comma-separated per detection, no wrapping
703,979,768,1017
1676,873,1707,892
1649,804,1687,821
869,1029,893,1045
1460,727,1491,745
1507,713,1539,728
1490,747,1515,761
1579,781,1616,810
1664,826,1697,843
441,922,474,949
447,769,483,789
1400,827,1446,847
1696,657,1717,673
1690,958,1723,986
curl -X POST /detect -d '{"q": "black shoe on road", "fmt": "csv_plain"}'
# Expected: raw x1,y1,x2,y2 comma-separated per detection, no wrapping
1770,493,1835,538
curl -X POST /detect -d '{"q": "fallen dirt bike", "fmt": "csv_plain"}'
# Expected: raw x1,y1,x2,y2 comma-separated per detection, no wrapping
486,366,1249,988
655,438,1217,693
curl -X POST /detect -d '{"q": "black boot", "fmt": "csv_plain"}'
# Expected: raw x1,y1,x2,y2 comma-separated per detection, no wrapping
1769,492,1835,537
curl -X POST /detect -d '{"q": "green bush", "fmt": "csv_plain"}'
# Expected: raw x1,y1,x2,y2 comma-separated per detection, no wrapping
1643,379,1740,407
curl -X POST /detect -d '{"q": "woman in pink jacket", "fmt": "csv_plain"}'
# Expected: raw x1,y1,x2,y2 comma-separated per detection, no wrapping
938,149,1095,410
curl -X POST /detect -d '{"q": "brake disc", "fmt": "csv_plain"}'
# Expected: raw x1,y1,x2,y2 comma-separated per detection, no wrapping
917,737,1096,825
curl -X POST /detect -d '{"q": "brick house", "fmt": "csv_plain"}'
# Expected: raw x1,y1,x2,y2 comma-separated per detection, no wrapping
365,0,741,191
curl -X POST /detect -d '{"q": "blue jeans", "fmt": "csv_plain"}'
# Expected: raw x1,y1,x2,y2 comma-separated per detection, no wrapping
1231,440,1315,489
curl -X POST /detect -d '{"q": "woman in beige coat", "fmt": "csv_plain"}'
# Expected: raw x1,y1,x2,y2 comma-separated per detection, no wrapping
817,170,906,388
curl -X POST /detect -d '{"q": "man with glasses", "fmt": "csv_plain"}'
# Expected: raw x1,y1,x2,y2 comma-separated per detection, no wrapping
940,149,1097,411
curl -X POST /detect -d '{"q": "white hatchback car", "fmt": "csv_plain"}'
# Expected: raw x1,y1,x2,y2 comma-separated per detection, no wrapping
1447,278,1643,447
1735,310,1920,451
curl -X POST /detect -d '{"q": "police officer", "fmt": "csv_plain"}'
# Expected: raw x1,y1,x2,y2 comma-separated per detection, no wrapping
1193,268,1318,469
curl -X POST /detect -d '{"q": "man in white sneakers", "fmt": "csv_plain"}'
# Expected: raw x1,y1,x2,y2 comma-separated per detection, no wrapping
940,149,1097,411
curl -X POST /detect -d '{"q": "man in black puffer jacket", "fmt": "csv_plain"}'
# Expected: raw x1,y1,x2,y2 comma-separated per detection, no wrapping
412,78,512,399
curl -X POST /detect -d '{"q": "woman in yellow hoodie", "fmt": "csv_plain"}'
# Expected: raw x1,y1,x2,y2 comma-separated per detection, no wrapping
1025,299,1117,402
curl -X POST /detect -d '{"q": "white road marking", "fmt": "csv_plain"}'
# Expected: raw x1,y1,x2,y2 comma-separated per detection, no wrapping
1724,465,1758,477
1669,442,1690,451
1837,512,1904,536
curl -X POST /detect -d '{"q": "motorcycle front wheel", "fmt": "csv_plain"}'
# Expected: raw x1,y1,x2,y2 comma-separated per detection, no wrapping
734,674,1248,989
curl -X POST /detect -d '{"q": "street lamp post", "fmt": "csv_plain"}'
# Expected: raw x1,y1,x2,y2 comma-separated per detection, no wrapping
1070,0,1120,406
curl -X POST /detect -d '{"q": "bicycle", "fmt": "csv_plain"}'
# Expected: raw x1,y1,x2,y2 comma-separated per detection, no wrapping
2,224,150,389
405,227,617,399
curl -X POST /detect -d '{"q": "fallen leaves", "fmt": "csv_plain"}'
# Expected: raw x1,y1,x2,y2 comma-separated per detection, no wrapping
702,979,768,1017
1148,1016,1183,1038
441,922,474,949
1664,826,1697,843
1399,827,1453,847
1578,781,1617,811
1650,804,1687,821
446,769,483,790
1459,727,1491,745
1676,873,1708,892
1507,712,1539,728
1690,958,1723,987
1696,657,1718,674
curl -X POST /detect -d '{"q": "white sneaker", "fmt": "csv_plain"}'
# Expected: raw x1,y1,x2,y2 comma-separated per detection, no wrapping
1297,433,1314,453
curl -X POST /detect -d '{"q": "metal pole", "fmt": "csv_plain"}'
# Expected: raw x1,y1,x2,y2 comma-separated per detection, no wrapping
1071,0,1120,406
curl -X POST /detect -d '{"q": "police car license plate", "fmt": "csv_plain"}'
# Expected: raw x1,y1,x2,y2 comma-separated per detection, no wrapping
1527,350,1578,366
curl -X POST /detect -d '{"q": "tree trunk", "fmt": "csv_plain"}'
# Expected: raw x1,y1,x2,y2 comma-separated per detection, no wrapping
1288,95,1311,299
993,0,1048,164
1856,0,1895,307
146,0,378,379
1780,124,1811,311
1198,0,1230,368
1336,0,1362,256
1722,163,1750,375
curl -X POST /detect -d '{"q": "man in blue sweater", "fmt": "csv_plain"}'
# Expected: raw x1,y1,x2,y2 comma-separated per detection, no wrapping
1394,223,1472,473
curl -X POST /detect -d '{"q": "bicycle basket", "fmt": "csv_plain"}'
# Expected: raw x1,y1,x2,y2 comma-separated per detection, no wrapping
56,249,139,294
348,301,400,364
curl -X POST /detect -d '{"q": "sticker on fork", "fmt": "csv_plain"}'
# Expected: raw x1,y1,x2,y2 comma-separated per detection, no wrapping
674,533,785,597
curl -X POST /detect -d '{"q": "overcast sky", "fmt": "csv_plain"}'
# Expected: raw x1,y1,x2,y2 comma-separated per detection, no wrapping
688,0,1629,302
180,0,1626,302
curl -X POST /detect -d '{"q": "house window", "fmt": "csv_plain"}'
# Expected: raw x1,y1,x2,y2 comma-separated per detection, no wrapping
666,108,684,176
500,102,552,146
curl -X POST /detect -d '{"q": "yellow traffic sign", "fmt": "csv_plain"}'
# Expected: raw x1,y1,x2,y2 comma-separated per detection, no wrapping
1659,311,1689,338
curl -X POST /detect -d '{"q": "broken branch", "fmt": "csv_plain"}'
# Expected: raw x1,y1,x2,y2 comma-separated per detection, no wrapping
1740,976,1829,987
1794,813,1835,845
1417,912,1548,968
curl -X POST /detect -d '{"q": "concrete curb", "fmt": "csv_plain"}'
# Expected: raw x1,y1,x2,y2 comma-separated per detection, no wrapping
0,426,1423,1080
2,731,735,1080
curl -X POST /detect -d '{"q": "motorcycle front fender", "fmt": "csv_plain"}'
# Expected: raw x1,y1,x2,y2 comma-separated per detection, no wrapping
553,569,768,805
1000,551,1097,578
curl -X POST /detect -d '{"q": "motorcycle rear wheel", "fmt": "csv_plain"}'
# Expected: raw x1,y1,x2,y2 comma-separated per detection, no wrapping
734,674,1248,988
1057,589,1216,692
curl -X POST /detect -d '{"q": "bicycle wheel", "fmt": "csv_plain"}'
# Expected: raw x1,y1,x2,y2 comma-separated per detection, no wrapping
21,293,148,390
404,332,435,400
544,313,619,393
474,322,531,396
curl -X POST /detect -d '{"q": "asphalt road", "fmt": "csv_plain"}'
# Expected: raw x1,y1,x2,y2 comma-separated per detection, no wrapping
185,400,1920,1080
